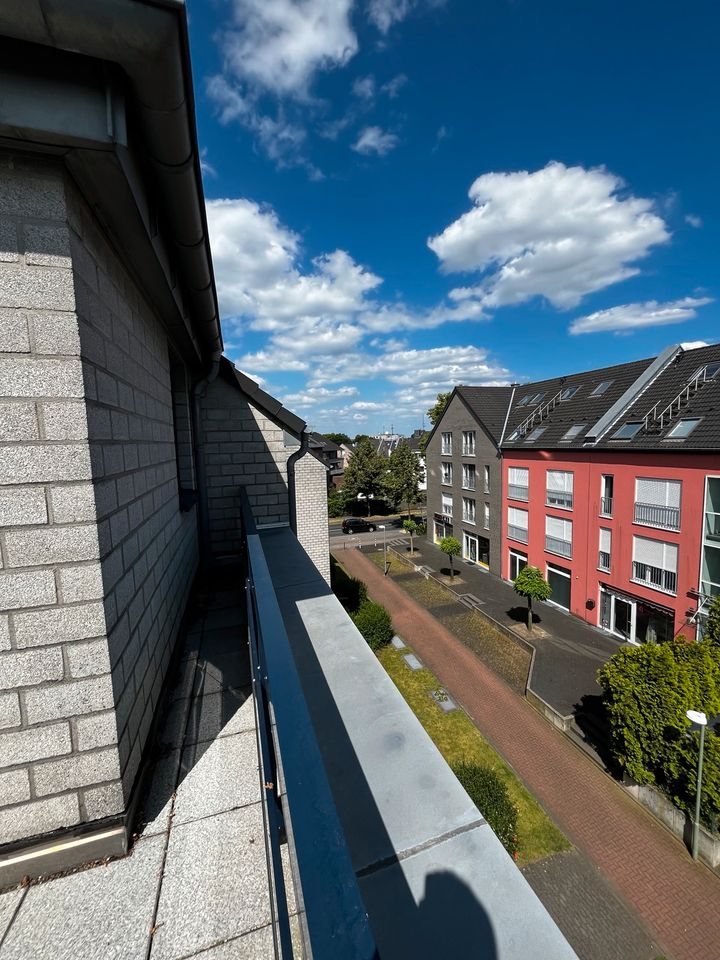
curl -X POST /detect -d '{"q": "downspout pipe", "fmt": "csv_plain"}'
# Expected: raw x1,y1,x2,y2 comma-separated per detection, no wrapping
192,350,222,566
287,431,310,535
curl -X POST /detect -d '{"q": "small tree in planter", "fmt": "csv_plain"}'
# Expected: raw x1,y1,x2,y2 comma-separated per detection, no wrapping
403,518,420,554
513,565,551,632
439,535,462,579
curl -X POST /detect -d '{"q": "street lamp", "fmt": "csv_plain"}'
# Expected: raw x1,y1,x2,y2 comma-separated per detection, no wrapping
379,524,388,575
686,709,708,861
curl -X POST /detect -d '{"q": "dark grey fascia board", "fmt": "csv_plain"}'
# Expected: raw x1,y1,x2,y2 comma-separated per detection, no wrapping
0,0,222,363
220,358,307,436
585,343,682,445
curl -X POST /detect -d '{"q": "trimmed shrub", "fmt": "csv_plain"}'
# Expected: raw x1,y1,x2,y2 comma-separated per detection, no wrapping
352,600,393,652
330,558,368,613
452,761,519,857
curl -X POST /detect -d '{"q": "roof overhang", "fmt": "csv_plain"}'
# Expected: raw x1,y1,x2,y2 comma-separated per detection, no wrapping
219,358,306,437
0,0,221,367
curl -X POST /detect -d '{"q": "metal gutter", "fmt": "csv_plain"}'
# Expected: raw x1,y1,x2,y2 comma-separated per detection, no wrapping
498,384,517,446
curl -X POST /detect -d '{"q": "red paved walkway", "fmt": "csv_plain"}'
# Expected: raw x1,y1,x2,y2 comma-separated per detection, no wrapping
337,547,720,960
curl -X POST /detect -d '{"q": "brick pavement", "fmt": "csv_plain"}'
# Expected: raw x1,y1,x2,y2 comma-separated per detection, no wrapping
337,546,720,960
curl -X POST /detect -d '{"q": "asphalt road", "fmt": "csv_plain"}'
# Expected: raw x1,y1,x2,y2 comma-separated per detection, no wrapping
328,524,410,548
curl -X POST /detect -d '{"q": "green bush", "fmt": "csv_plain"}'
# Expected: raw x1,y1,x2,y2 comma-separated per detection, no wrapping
330,558,367,613
352,600,393,651
452,762,519,857
598,639,720,826
327,487,350,518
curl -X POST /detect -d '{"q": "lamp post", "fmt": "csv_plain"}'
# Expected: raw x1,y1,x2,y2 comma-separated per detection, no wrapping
379,524,388,575
686,709,708,861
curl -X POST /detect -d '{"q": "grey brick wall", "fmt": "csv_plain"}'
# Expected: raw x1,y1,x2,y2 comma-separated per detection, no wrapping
0,152,198,847
200,377,294,556
294,454,330,583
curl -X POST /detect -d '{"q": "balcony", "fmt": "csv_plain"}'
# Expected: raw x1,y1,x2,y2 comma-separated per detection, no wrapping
633,502,680,531
598,550,611,571
508,484,529,501
508,524,529,544
705,512,720,542
545,535,572,558
546,492,573,510
632,561,677,595
600,496,613,517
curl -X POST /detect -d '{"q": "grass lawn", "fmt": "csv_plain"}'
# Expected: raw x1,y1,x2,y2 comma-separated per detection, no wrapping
377,643,570,866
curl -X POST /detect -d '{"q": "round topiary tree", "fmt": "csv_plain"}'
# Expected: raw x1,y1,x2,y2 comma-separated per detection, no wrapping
352,600,393,652
513,565,551,632
439,535,462,579
403,518,419,554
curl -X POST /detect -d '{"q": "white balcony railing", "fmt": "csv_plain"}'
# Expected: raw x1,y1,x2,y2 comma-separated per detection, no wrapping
546,491,573,510
546,535,572,558
632,561,677,595
633,502,680,531
508,524,528,544
600,496,613,517
508,484,529,501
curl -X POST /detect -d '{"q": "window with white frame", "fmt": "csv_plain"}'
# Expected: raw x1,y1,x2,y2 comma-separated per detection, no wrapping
508,506,528,543
634,478,681,531
508,466,529,501
483,464,490,493
462,430,476,456
463,497,476,523
546,470,574,509
632,536,678,594
441,492,453,518
545,515,572,557
441,462,453,485
598,528,611,571
484,502,490,529
441,432,452,455
462,463,476,490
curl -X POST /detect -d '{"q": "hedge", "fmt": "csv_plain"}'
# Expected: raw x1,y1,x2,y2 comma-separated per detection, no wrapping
352,600,393,652
330,557,368,613
452,761,519,857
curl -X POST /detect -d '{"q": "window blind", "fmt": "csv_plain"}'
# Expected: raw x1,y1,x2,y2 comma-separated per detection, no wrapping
508,507,528,529
599,528,612,553
546,516,572,541
509,467,528,485
547,470,573,493
633,536,678,572
635,478,681,507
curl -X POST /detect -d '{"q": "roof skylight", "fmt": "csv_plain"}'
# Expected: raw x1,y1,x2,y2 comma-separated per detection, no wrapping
591,381,613,397
611,422,643,440
665,418,701,439
526,426,547,441
561,424,586,440
560,386,579,401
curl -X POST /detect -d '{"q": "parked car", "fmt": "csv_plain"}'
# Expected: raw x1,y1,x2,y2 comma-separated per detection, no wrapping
341,518,377,534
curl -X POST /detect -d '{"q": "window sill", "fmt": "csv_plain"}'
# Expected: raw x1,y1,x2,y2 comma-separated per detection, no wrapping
508,535,529,545
630,577,676,597
545,501,573,512
597,566,611,574
632,518,681,533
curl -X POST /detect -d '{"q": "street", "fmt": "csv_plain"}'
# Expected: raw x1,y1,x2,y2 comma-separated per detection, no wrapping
328,522,410,549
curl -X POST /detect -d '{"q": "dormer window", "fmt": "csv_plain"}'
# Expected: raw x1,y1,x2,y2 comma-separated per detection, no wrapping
591,381,612,397
665,418,701,439
560,386,579,401
611,422,643,440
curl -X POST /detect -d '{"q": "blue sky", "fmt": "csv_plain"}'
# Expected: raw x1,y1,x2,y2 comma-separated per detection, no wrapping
187,0,718,436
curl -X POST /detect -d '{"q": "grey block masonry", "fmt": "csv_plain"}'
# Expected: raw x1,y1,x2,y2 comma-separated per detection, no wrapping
0,152,198,846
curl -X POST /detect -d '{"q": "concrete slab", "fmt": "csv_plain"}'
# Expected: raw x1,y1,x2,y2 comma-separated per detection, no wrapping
137,748,181,839
168,657,199,702
202,606,246,632
390,635,406,649
358,825,577,960
200,626,246,658
403,653,423,671
181,925,274,958
151,805,271,960
174,730,260,825
184,688,255,746
429,689,457,713
159,693,191,749
0,887,24,942
196,651,252,695
1,836,165,960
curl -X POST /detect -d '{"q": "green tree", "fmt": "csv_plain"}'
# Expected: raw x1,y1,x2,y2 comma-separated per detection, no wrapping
386,442,424,516
353,433,372,445
440,535,461,579
324,432,351,446
342,437,385,515
327,486,350,518
513,565,551,632
427,392,451,427
403,518,420,554
704,594,720,646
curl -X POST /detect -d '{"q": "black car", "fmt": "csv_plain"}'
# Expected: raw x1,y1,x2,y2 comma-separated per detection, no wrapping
341,518,377,534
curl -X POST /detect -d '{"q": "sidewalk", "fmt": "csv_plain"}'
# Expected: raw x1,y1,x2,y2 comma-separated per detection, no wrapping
395,539,625,717
337,546,720,960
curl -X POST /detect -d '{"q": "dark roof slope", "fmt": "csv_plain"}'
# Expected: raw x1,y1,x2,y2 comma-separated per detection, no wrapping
219,358,305,436
456,386,516,442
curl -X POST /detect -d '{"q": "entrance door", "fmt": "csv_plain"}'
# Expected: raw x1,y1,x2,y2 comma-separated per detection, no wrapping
509,551,527,580
478,536,490,568
547,564,571,610
464,532,478,563
613,597,635,642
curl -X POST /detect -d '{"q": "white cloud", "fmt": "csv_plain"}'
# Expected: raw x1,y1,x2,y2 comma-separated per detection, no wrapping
685,213,703,229
352,125,400,156
217,0,357,99
428,162,670,310
367,0,412,33
200,148,217,178
381,73,408,97
282,384,359,406
569,297,713,335
352,74,376,99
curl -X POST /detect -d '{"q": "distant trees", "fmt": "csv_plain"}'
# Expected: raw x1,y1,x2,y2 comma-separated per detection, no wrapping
440,536,462,579
342,438,386,514
324,432,351,446
385,442,424,516
705,595,720,646
427,392,451,426
513,566,551,632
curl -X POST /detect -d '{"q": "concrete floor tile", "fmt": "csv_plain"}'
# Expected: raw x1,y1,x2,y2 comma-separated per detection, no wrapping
0,887,24,942
137,748,181,839
202,606,246,632
159,695,191,749
195,653,252,696
183,688,255,745
181,924,274,958
174,730,260,825
199,626,246,658
1,836,165,960
150,806,271,960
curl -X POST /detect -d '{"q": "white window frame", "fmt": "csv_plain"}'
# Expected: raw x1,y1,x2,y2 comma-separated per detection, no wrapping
462,430,476,456
546,562,571,611
598,527,612,572
463,531,479,563
546,470,574,510
484,502,490,530
545,515,572,558
462,463,476,491
441,492,453,518
631,535,678,595
441,432,452,456
441,462,453,486
508,506,529,544
634,478,682,531
462,497,476,524
509,549,528,581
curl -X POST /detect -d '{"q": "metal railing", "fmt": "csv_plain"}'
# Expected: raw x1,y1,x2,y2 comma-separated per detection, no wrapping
545,535,572,558
632,561,677,595
546,491,573,510
598,551,611,571
241,490,377,959
705,512,720,541
508,524,528,544
514,388,564,438
508,484,529,501
633,502,680,531
642,364,712,431
600,496,613,517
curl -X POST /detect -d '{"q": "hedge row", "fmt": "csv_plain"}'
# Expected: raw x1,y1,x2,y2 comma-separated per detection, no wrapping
452,761,519,857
